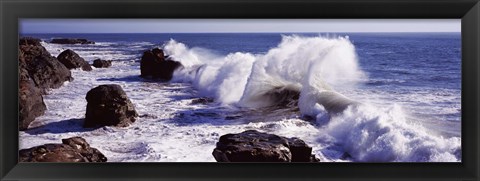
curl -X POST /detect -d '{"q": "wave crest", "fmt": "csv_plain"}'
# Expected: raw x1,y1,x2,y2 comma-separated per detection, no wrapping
161,35,461,162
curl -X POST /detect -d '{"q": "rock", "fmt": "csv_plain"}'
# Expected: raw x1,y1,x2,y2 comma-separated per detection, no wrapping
84,84,138,128
57,49,92,71
287,137,318,162
18,65,46,130
50,38,95,44
92,59,112,68
19,40,73,92
190,97,214,105
212,130,319,162
140,48,182,80
19,137,107,162
19,37,42,46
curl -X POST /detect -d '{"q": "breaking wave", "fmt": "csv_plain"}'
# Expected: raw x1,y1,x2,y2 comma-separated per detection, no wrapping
162,35,461,162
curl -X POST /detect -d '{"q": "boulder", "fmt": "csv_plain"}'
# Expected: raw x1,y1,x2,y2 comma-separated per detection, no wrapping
19,137,107,162
92,59,112,68
50,38,95,44
18,64,46,130
140,48,182,80
19,39,73,92
212,130,319,162
19,37,42,46
84,84,138,128
57,49,92,71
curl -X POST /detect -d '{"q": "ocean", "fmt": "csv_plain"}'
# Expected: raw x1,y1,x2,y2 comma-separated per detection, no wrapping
19,33,461,162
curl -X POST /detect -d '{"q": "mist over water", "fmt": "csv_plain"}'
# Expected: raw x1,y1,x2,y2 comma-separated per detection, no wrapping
20,33,461,162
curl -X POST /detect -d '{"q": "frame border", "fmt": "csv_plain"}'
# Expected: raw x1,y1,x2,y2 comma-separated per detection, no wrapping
1,0,479,180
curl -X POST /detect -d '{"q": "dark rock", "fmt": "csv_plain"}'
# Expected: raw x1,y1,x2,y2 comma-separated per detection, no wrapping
18,38,73,129
18,65,46,130
19,41,73,92
19,37,42,46
287,137,317,162
19,137,107,162
140,48,182,80
57,49,92,71
92,59,112,68
50,38,95,44
190,97,214,105
84,84,138,128
212,130,319,162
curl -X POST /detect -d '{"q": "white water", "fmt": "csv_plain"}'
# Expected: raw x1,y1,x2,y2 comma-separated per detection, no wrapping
18,36,461,162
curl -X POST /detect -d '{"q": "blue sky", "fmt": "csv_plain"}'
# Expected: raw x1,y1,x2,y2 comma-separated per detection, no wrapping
20,19,461,34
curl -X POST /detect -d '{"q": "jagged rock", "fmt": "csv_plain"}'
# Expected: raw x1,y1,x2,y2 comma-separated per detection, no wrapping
50,38,95,44
57,49,92,71
18,64,46,130
84,84,138,128
140,48,182,80
19,38,73,92
19,37,42,46
19,137,107,162
92,59,112,68
212,130,319,162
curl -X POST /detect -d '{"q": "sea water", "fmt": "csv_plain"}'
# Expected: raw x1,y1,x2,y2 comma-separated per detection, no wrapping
19,33,461,162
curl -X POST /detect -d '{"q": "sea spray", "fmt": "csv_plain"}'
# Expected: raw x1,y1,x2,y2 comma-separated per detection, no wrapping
322,104,461,162
165,35,365,107
163,35,461,162
22,33,460,162
165,40,256,104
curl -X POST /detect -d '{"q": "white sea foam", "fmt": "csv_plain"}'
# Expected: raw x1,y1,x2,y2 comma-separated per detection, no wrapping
165,35,364,107
19,36,461,162
162,35,461,162
321,104,461,162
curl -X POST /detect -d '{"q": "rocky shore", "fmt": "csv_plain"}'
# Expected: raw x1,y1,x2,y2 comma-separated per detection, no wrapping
18,37,320,162
19,37,72,130
50,38,95,44
19,137,107,162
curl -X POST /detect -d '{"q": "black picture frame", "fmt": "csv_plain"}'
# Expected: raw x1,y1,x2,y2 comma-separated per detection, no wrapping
1,0,479,180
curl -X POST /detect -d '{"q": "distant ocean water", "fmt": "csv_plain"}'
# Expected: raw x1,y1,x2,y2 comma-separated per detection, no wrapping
19,33,461,162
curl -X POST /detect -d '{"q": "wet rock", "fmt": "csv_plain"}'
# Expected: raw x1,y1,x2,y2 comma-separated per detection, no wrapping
50,38,95,44
92,59,112,68
84,84,138,128
18,65,46,130
19,39,73,92
140,48,182,80
19,137,107,162
57,49,92,71
19,37,42,46
190,97,214,105
212,130,319,162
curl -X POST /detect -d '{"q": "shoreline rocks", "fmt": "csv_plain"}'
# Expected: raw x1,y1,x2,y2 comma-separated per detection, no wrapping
140,48,182,80
19,37,42,46
19,137,107,162
50,38,95,44
20,38,73,91
84,84,138,128
212,130,319,162
19,37,73,130
19,65,47,130
57,49,93,71
92,59,112,68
